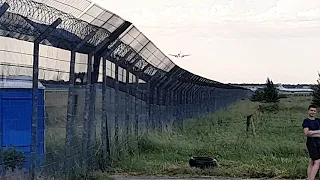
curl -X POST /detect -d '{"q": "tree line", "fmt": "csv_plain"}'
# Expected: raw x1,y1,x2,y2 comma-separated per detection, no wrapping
250,74,320,108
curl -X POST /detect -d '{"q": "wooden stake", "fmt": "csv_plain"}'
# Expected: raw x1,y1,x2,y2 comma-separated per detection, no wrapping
251,117,256,137
246,114,253,137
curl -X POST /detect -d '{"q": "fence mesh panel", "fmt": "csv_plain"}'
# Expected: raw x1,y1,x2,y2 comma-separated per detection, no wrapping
0,0,253,179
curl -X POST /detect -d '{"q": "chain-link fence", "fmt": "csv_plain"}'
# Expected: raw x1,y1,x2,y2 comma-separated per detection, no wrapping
0,0,253,179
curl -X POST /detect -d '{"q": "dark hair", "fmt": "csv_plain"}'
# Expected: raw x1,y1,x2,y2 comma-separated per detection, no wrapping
309,104,318,110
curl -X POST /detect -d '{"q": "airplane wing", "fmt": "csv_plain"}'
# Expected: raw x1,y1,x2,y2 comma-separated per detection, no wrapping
181,54,191,58
169,54,178,57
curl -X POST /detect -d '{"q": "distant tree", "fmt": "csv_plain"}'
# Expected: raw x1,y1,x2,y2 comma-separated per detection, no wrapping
250,77,280,103
311,73,320,107
263,78,280,103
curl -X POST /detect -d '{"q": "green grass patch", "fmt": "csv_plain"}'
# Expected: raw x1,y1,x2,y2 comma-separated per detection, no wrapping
113,96,311,178
44,91,312,179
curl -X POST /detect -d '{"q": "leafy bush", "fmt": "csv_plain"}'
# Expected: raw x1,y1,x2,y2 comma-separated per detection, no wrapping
0,145,26,172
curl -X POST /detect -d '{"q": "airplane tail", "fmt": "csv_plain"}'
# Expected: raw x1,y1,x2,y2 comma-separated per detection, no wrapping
276,84,285,90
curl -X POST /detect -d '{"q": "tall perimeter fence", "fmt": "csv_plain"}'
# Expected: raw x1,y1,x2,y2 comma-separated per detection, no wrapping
0,0,253,179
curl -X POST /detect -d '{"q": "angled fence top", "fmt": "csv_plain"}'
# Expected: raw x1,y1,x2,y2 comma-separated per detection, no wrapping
0,0,246,90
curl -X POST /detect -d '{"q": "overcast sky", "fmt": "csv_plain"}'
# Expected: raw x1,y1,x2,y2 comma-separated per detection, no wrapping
91,0,320,84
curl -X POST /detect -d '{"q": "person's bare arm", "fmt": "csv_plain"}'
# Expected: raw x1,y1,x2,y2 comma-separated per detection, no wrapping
304,127,310,136
309,130,320,135
310,134,320,137
305,129,320,137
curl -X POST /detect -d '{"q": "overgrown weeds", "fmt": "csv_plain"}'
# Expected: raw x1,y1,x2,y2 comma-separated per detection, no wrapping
113,96,310,179
44,94,311,179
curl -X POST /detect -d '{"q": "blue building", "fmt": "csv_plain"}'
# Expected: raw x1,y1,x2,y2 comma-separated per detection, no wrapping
0,76,45,168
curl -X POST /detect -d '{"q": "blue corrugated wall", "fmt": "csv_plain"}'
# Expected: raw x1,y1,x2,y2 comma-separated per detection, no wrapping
0,89,45,169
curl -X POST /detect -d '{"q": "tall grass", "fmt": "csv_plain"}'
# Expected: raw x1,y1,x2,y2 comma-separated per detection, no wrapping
44,91,312,179
114,96,312,179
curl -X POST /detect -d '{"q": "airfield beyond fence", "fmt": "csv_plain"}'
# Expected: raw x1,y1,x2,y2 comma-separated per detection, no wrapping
0,0,252,179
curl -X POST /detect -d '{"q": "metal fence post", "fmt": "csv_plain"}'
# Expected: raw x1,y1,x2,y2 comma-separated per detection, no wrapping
157,87,164,131
174,83,185,128
65,31,96,176
114,62,120,146
151,85,157,130
31,18,61,179
125,69,130,151
81,53,93,172
134,75,140,147
166,81,180,127
146,82,151,132
101,57,111,167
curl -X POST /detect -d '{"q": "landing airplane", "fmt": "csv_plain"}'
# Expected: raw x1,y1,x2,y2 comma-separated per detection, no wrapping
168,51,191,58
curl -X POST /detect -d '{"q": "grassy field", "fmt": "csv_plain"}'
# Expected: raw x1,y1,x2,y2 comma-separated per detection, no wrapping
43,91,313,179
113,95,312,179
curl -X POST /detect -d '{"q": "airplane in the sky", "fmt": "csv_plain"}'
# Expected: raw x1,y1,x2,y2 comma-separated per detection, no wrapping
168,51,191,58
